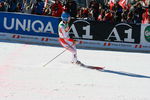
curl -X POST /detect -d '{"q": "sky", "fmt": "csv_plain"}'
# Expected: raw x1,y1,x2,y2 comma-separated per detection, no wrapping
0,41,150,100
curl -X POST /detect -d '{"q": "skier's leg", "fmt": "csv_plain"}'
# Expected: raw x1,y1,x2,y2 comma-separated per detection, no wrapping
59,39,80,64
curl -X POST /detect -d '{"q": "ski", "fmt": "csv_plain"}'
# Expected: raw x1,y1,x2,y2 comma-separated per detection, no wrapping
77,63,104,70
81,64,104,70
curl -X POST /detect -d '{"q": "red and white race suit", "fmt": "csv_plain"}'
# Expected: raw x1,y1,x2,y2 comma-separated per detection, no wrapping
58,21,78,63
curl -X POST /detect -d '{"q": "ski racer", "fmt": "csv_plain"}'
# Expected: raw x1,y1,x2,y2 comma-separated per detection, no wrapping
58,12,81,64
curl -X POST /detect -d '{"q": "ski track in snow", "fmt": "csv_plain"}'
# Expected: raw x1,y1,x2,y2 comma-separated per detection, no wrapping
0,42,150,100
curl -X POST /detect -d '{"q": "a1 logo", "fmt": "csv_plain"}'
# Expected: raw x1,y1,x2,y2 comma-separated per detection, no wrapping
106,23,135,43
69,20,93,39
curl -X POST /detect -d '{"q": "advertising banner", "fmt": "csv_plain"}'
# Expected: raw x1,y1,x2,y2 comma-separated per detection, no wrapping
0,12,60,37
141,24,150,44
69,20,141,44
140,24,150,49
69,20,150,52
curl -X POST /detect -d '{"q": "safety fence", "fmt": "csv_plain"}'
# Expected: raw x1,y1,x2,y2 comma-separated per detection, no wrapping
0,12,150,52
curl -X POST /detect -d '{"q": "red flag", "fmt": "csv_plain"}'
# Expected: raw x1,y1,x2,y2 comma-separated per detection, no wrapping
118,0,127,9
142,8,149,24
142,0,149,23
109,0,115,10
142,0,148,6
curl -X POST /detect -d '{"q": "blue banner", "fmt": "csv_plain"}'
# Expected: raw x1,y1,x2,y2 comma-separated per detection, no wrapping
0,12,60,37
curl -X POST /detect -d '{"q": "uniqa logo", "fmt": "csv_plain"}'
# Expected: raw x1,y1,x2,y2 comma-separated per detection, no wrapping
3,17,54,33
144,25,150,42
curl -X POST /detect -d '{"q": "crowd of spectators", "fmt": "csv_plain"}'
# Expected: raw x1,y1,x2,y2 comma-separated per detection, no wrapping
0,0,149,24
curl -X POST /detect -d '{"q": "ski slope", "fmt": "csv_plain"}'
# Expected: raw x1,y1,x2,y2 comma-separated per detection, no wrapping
0,41,150,100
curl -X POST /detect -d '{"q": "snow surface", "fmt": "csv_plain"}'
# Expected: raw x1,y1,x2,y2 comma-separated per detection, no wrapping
0,41,150,100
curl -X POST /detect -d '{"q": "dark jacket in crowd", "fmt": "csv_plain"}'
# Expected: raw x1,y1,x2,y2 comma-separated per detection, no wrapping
32,0,44,15
65,0,77,18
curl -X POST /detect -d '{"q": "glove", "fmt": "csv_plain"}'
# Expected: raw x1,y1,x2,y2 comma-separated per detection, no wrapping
79,41,83,44
73,40,78,44
73,40,83,44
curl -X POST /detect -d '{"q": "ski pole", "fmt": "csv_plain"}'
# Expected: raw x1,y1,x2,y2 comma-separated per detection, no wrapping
43,40,83,67
43,49,67,67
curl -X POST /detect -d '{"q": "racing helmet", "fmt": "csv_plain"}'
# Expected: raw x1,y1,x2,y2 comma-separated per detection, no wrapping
61,12,70,22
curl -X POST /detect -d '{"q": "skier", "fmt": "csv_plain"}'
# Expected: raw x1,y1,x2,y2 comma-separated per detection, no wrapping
58,12,81,64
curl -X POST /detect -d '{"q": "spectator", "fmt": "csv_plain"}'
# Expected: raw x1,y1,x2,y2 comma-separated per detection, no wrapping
114,2,123,23
65,0,77,18
51,0,63,17
121,9,129,23
24,5,32,14
82,7,90,18
0,1,5,11
16,2,22,12
89,0,99,20
7,0,18,12
97,9,105,21
133,3,143,23
77,7,90,19
43,3,51,15
127,11,134,24
32,0,44,15
103,9,114,23
22,0,32,14
0,0,149,24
